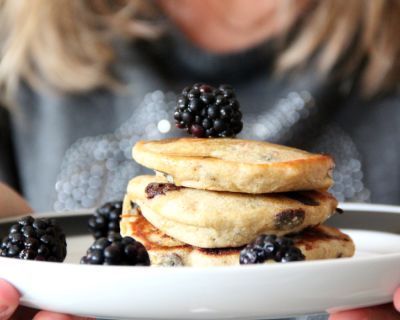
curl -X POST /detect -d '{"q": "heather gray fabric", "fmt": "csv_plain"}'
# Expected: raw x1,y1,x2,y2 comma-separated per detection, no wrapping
1,29,400,212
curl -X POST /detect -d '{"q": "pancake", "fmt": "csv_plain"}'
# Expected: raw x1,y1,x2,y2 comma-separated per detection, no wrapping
126,175,338,248
120,201,355,267
132,138,334,194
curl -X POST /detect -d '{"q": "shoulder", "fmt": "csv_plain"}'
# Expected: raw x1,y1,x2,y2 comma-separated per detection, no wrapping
365,91,400,111
336,90,400,129
335,90,400,203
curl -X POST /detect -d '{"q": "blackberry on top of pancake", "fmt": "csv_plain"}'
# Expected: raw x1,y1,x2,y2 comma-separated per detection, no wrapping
174,83,243,138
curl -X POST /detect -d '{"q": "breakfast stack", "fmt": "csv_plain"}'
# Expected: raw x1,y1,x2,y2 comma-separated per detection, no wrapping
120,138,355,266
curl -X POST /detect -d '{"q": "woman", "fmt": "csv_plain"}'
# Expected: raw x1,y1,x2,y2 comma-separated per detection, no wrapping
0,0,399,319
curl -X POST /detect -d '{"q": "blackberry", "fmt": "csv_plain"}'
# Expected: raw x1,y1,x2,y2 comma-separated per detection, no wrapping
88,201,123,239
0,216,67,262
80,233,150,266
239,234,305,264
174,83,243,138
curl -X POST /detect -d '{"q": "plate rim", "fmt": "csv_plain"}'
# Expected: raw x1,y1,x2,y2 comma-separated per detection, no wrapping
340,202,400,213
1,202,400,224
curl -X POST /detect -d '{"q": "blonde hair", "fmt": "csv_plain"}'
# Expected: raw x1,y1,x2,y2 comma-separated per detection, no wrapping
0,0,159,96
278,0,400,95
0,0,399,99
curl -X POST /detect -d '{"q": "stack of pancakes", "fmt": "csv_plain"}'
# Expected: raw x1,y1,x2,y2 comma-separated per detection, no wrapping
121,138,355,267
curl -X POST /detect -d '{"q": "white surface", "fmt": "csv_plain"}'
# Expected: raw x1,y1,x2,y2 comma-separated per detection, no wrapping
0,209,399,319
340,202,400,213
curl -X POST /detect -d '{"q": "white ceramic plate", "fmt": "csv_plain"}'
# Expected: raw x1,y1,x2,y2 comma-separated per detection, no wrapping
0,203,399,320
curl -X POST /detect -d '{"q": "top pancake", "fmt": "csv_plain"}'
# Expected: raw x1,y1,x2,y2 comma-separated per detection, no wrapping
132,138,334,194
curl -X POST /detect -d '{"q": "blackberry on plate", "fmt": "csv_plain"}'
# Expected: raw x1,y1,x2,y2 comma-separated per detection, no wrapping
0,216,67,262
174,83,243,138
239,234,305,264
88,201,123,239
80,233,150,266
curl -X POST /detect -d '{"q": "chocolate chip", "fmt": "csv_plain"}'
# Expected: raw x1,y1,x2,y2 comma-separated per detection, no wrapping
130,201,138,209
275,209,305,230
145,183,181,199
285,192,320,206
336,208,344,214
198,247,243,256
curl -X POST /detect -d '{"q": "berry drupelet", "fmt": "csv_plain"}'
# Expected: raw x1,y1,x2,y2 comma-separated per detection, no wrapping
0,216,67,262
88,201,123,239
239,234,305,264
80,232,150,266
174,83,243,138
